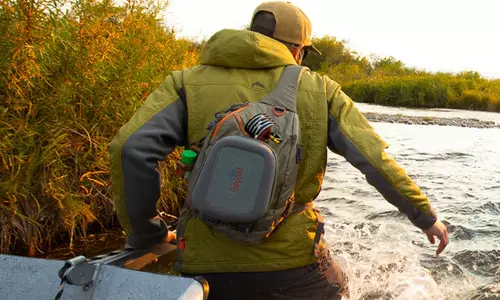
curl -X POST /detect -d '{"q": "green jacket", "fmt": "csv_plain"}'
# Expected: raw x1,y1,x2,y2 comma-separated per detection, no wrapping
109,29,437,274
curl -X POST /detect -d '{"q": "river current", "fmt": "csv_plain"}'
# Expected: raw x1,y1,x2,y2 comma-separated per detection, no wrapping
319,103,500,299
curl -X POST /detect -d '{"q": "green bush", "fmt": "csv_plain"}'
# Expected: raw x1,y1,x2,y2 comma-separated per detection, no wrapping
343,74,500,112
0,0,199,255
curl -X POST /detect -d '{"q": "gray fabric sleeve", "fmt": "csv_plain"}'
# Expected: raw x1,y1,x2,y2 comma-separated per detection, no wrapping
121,98,187,248
327,113,437,230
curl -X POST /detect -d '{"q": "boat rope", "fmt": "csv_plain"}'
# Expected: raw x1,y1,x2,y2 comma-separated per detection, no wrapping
53,267,71,300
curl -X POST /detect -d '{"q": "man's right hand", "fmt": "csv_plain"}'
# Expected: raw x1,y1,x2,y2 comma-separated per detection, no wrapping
423,220,449,255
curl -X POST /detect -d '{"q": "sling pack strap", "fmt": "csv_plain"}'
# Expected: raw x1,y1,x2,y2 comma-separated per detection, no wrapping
190,66,307,149
259,65,309,113
239,201,314,235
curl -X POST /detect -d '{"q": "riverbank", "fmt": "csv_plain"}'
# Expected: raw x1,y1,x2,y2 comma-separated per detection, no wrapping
363,112,500,129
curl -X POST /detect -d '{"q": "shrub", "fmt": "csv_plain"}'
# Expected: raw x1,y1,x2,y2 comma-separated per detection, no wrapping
0,0,199,255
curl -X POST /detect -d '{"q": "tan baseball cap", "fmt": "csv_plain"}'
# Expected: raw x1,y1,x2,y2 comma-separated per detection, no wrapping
251,1,321,55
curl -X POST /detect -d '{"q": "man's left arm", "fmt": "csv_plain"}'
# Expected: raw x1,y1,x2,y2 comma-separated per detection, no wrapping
324,78,437,229
109,74,186,249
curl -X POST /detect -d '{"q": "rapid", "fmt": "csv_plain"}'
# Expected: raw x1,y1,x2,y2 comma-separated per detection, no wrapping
320,103,500,299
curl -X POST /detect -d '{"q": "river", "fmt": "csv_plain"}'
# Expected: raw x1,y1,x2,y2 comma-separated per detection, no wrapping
34,103,499,299
319,103,500,299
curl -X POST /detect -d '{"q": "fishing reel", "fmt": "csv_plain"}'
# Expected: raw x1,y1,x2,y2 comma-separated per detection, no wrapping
245,113,282,144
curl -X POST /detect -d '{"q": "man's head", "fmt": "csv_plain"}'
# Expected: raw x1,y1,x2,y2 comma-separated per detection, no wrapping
249,1,320,65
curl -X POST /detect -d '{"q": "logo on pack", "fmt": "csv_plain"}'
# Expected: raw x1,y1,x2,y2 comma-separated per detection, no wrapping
229,167,243,192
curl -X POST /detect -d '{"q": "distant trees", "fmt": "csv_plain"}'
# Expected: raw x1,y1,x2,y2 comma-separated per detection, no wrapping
302,36,500,111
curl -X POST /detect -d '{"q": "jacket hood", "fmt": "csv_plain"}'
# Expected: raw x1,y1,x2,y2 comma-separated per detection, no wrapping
200,29,298,69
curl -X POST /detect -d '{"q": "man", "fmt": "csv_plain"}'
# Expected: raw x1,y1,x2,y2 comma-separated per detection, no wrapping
109,1,449,299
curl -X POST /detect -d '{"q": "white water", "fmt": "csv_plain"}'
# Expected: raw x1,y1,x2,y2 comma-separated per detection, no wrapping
320,103,500,300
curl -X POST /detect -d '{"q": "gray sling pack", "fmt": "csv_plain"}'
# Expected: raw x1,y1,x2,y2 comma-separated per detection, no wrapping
185,65,309,244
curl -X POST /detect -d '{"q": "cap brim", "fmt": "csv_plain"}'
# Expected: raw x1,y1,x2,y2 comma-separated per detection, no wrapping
307,45,321,55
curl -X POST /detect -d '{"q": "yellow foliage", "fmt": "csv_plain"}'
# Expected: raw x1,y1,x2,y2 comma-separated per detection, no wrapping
0,0,199,255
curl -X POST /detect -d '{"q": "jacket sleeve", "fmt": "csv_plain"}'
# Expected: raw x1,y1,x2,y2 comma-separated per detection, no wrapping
325,79,437,230
109,74,187,248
